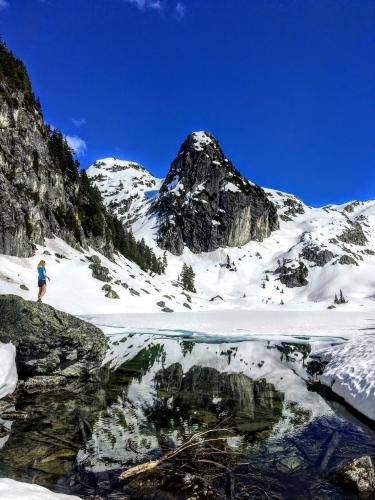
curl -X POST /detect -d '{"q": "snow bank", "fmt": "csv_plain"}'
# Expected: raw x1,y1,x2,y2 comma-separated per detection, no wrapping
0,343,17,399
315,335,375,421
0,479,80,499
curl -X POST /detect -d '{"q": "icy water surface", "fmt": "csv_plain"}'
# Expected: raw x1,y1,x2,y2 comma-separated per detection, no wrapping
0,332,374,499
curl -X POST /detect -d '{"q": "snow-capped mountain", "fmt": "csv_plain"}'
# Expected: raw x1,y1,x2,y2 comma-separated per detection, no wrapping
87,158,163,227
87,131,375,310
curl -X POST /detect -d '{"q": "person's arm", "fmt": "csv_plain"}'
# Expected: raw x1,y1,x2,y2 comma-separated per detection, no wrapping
43,269,51,281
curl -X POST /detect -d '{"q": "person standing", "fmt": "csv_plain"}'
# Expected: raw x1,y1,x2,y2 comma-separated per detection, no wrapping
37,260,50,302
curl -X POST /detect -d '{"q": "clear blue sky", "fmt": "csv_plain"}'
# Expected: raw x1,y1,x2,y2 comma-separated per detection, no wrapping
1,0,374,206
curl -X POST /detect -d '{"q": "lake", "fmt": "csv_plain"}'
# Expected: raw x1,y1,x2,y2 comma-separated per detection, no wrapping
0,330,374,499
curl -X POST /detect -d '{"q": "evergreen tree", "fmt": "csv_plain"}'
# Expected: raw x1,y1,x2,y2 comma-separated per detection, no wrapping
339,289,347,304
0,40,41,112
265,274,269,281
162,251,168,273
334,293,339,304
180,264,196,293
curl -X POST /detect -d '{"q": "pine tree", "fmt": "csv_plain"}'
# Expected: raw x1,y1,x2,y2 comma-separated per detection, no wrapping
226,255,231,269
162,251,168,273
265,274,269,281
261,282,266,289
339,289,346,304
180,264,196,293
334,293,339,304
280,299,284,305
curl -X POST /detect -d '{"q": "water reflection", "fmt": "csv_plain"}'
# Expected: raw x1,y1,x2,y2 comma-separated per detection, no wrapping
0,335,373,499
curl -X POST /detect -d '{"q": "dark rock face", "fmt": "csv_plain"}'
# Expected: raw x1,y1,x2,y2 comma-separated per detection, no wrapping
153,132,279,255
0,295,108,378
300,245,334,267
338,220,368,246
276,261,309,288
339,254,358,266
0,50,112,258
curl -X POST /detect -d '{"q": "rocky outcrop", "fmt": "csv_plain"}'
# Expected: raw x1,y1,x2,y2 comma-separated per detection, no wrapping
300,245,334,267
0,295,108,378
276,261,309,288
152,132,279,255
338,220,368,246
0,43,114,258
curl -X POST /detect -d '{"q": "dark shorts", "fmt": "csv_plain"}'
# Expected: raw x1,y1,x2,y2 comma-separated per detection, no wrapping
38,279,46,288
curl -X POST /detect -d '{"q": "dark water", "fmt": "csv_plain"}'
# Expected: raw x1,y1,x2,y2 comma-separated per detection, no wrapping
0,334,374,499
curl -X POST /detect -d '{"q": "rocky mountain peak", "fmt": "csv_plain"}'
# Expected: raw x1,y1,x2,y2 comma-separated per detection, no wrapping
153,132,279,255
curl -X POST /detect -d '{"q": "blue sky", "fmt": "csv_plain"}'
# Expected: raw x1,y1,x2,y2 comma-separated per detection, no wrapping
1,0,374,206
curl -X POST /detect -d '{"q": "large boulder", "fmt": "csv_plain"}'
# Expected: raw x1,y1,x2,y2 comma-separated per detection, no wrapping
152,131,279,255
332,456,375,497
0,295,108,378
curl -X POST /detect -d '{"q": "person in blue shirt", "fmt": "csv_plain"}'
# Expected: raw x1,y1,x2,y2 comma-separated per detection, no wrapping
37,260,50,302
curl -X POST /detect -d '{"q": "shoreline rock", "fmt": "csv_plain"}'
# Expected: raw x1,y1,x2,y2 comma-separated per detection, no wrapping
0,295,108,379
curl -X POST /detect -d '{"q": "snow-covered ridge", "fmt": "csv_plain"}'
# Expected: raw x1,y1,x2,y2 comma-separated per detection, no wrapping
87,157,163,226
85,148,375,310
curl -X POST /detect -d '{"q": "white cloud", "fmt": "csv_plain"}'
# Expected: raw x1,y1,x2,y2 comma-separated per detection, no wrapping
125,0,164,11
66,135,87,156
0,0,9,11
72,117,86,127
175,2,185,20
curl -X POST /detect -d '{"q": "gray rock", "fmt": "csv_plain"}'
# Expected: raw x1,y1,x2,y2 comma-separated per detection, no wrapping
23,375,68,392
0,295,108,378
333,456,375,496
339,254,358,266
102,284,119,299
300,245,334,266
162,307,174,313
152,132,278,255
54,253,68,260
20,284,29,291
338,220,368,246
89,262,112,282
183,302,192,309
210,295,224,302
276,261,309,288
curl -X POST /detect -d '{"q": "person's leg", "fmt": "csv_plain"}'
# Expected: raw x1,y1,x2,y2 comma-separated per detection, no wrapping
40,283,47,300
38,285,42,301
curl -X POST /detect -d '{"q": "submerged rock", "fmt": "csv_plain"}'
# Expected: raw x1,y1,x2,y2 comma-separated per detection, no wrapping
332,456,375,497
0,295,108,378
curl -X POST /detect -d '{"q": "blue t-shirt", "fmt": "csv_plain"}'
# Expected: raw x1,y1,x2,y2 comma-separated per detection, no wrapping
38,266,46,281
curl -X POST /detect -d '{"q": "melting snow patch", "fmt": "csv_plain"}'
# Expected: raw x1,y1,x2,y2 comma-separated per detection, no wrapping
0,479,80,499
0,342,17,400
315,335,375,421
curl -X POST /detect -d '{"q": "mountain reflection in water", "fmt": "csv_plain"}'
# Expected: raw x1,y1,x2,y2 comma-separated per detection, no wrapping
0,335,373,499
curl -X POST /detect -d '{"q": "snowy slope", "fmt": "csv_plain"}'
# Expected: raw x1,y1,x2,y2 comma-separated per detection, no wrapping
84,143,375,311
87,158,163,227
